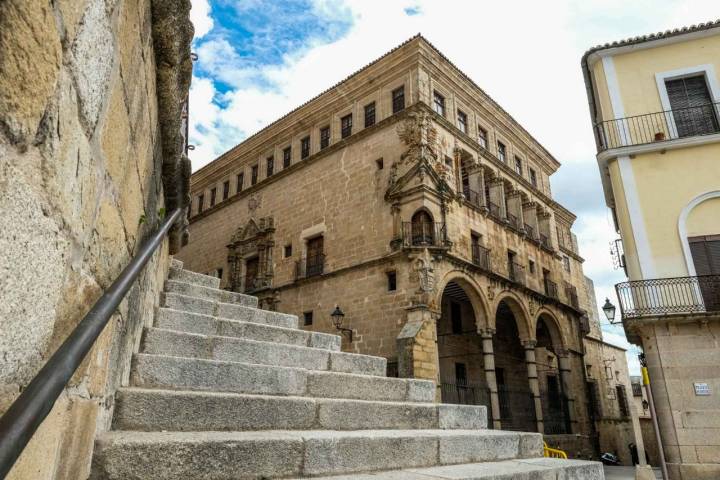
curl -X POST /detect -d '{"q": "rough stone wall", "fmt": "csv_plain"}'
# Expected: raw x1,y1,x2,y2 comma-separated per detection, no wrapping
636,318,720,479
0,0,191,478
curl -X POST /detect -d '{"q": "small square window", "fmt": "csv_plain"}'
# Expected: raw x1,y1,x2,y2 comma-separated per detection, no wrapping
284,244,292,258
376,158,384,170
217,268,223,279
303,311,313,326
387,271,397,291
529,260,536,274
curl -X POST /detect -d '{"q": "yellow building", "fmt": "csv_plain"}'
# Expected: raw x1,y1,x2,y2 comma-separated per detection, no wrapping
582,20,720,480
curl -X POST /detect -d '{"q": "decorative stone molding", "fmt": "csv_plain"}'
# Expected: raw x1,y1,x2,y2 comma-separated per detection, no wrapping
227,216,275,293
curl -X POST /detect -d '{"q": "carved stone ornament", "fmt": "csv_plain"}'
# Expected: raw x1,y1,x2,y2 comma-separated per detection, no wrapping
248,193,262,215
227,216,275,293
396,110,438,167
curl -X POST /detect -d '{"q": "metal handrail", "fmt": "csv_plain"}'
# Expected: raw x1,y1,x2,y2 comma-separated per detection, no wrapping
0,209,182,477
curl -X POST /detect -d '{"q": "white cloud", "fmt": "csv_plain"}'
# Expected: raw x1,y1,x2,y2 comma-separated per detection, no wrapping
190,0,213,39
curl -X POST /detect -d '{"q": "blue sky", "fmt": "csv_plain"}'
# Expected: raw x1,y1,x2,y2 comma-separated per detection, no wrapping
188,0,719,375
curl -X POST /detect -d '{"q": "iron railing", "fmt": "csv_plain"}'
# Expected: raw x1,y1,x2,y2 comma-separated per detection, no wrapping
524,223,536,240
509,262,526,285
615,274,720,318
507,213,520,231
471,244,491,271
488,201,502,220
539,233,551,250
564,283,579,309
440,383,491,408
462,186,484,209
0,209,182,478
296,254,325,279
595,102,720,151
541,393,572,435
399,222,449,248
544,278,559,300
498,385,536,432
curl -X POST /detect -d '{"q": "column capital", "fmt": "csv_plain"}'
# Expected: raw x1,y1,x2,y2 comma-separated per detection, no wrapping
479,327,496,338
521,339,537,349
556,348,571,358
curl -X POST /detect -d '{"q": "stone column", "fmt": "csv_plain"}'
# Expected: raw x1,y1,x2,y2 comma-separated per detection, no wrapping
391,203,402,247
523,340,544,433
557,349,576,433
480,328,501,429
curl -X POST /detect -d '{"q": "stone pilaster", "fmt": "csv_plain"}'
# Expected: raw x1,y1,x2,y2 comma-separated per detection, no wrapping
480,328,501,429
523,339,544,433
557,349,576,433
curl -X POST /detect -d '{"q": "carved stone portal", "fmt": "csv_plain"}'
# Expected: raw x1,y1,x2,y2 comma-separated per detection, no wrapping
227,216,275,294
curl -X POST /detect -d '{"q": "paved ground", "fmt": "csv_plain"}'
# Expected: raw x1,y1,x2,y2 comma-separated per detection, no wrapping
603,466,663,479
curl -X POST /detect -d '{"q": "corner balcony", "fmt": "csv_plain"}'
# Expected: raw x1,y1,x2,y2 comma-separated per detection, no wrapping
399,222,451,249
595,102,720,152
615,274,720,319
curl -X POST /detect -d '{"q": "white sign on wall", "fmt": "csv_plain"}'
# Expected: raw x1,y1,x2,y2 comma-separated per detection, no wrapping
694,383,711,396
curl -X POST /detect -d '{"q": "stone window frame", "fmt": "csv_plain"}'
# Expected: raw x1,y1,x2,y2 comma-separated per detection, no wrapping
300,137,310,160
210,187,217,207
496,139,507,163
433,90,446,117
386,270,397,292
319,125,331,150
391,85,405,114
364,101,376,128
299,223,327,264
303,311,313,326
266,155,274,177
284,243,292,258
222,180,230,200
340,113,353,139
457,109,468,134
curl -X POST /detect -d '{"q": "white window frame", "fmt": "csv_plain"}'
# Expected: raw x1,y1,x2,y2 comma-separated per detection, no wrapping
655,64,720,139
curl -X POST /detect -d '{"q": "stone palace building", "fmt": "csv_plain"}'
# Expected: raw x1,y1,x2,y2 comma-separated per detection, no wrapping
179,35,632,456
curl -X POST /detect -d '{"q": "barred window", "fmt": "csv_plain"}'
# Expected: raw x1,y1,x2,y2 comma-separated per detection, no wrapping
433,91,445,116
478,127,487,148
283,146,292,167
497,141,507,163
266,156,274,177
341,113,352,139
222,180,229,200
457,110,467,133
300,137,310,160
320,126,330,149
364,102,376,128
392,86,405,113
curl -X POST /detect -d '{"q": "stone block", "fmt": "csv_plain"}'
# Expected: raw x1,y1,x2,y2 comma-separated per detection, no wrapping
164,280,257,307
90,431,305,480
438,430,519,464
0,0,61,143
329,351,386,376
438,404,487,429
407,379,436,402
168,266,220,288
216,303,296,328
307,371,407,402
317,400,437,430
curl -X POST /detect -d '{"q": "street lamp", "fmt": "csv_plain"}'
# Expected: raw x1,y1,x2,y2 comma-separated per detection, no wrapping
602,298,617,324
331,305,352,342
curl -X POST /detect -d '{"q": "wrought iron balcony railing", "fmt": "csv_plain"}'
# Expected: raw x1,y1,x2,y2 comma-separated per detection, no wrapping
544,278,559,300
296,254,325,279
509,262,526,285
507,213,520,231
471,244,491,271
488,201,502,220
462,186,484,209
615,274,720,319
564,283,579,309
400,222,449,248
595,102,720,151
539,233,551,250
524,223,536,240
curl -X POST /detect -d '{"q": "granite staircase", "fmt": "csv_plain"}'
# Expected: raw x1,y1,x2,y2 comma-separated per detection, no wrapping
90,259,603,479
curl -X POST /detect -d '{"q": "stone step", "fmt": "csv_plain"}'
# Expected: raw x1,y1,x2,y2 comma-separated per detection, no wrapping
130,353,435,402
164,279,257,307
141,328,386,376
91,429,542,479
170,258,183,269
112,388,487,432
162,293,299,328
168,265,220,289
155,308,340,351
287,458,604,479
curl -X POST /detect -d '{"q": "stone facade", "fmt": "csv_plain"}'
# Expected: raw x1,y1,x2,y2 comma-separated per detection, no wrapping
0,0,192,478
179,35,629,457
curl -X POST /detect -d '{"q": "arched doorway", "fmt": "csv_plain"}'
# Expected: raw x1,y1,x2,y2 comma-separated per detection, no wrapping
535,314,571,434
493,299,536,432
436,281,491,412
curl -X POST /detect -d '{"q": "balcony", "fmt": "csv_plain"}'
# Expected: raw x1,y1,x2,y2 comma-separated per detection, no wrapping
595,102,720,151
507,213,521,231
509,262,525,285
524,223,536,240
463,186,484,209
488,201,502,220
471,244,491,271
399,222,449,248
564,284,579,309
539,233,551,250
296,254,325,280
544,278,559,300
615,274,720,319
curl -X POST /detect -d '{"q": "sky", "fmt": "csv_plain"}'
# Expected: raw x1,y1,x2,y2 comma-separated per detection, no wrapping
187,0,719,375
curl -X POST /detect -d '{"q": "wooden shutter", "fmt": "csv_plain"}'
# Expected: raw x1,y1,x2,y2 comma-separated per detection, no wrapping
666,76,718,136
689,235,720,275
